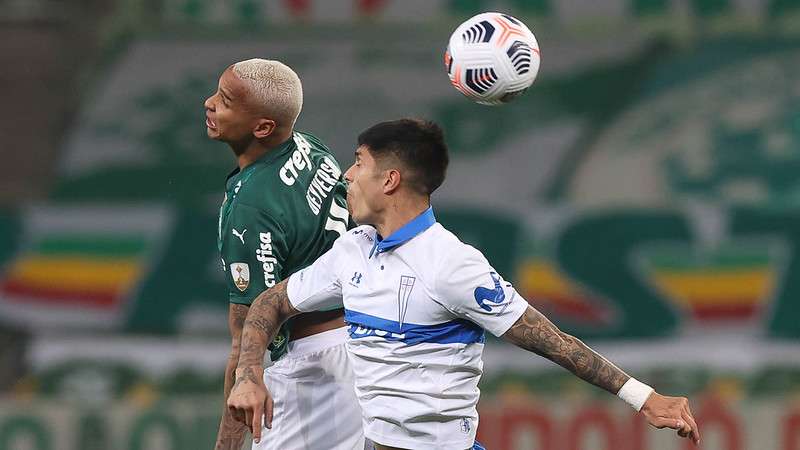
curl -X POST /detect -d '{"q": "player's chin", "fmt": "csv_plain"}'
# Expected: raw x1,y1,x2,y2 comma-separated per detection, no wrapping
351,208,373,226
206,127,222,140
347,204,363,224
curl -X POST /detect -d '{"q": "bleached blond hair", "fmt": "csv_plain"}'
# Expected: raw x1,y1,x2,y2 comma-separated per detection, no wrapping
232,58,303,126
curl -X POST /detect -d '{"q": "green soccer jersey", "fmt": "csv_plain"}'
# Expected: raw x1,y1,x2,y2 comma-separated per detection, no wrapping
218,131,349,361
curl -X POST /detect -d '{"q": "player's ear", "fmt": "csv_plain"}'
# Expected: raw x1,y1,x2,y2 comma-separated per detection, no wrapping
253,119,276,139
383,169,401,194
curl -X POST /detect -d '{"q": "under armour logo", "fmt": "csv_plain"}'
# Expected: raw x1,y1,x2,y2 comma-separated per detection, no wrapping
351,272,363,284
232,228,247,244
474,272,505,312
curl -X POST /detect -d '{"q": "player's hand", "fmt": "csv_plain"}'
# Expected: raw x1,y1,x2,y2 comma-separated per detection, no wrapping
641,392,700,446
227,365,273,444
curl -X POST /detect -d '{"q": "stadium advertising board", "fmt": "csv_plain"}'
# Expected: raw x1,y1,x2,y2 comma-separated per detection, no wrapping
0,396,797,450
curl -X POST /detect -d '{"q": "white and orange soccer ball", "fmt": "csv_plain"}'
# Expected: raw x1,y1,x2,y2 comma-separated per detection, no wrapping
445,12,541,105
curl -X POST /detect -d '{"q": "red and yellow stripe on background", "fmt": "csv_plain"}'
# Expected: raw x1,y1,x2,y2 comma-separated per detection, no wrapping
1,234,147,308
648,267,774,320
516,251,775,323
516,259,613,326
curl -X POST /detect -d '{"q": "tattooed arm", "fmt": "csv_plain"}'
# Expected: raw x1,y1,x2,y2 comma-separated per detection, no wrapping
503,306,629,393
214,304,250,450
503,306,701,444
227,279,301,444
236,279,299,368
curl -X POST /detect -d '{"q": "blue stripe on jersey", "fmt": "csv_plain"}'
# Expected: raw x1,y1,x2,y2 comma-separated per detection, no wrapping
473,440,487,450
345,309,485,345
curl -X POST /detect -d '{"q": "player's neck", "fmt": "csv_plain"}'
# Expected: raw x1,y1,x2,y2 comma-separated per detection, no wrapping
374,197,430,239
235,144,269,169
232,130,292,169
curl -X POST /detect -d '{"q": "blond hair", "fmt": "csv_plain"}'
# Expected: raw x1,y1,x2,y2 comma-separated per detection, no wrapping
232,58,303,126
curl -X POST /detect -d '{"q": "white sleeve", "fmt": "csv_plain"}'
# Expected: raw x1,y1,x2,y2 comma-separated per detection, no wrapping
435,244,528,337
286,238,345,312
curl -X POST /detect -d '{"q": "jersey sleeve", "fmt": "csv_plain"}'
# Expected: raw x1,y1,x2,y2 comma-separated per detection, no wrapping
286,236,346,312
222,203,289,305
434,244,529,337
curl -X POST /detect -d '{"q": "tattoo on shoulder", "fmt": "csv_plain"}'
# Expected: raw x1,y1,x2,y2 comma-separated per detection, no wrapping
504,307,629,394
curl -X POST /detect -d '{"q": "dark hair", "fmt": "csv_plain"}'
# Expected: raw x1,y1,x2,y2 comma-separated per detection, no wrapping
357,118,449,195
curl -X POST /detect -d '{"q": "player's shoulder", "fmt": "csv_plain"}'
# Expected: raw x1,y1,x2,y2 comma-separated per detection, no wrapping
342,225,377,249
246,129,335,176
306,224,373,258
424,223,489,271
233,132,323,205
294,130,345,171
427,223,484,256
294,130,332,152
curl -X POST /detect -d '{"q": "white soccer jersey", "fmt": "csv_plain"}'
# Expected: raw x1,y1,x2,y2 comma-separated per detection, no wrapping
286,207,529,450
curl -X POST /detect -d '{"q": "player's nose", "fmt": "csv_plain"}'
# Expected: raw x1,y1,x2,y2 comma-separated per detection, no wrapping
204,95,215,111
343,164,355,183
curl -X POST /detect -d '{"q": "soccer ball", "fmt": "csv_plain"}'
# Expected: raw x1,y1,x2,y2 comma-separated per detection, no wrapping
444,12,541,105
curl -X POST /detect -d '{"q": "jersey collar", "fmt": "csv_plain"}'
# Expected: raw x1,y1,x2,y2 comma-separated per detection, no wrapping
370,206,436,257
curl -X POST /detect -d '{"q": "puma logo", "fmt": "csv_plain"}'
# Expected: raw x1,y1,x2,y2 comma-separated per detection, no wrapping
232,228,247,244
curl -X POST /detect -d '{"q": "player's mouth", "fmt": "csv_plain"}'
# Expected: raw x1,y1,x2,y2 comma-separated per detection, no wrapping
206,116,217,129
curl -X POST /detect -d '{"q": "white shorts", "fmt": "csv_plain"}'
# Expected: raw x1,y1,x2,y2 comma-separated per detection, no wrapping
252,327,370,450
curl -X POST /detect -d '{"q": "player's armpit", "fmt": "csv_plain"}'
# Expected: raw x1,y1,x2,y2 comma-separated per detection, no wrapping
237,279,301,368
502,306,630,395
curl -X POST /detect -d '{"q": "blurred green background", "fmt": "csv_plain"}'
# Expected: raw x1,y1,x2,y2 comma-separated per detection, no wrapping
2,0,800,449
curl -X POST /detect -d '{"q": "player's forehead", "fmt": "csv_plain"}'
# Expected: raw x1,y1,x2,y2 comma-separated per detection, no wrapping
354,145,375,162
218,67,247,100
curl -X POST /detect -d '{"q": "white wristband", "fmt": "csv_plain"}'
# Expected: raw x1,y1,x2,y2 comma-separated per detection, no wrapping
617,378,654,412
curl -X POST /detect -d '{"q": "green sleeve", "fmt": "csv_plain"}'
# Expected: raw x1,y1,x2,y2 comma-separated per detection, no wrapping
222,203,290,306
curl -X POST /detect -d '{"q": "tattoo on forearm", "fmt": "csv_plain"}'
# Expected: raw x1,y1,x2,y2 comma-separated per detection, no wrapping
235,366,261,385
504,307,629,394
215,303,250,449
215,423,246,450
238,280,298,368
231,304,248,331
215,396,248,450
